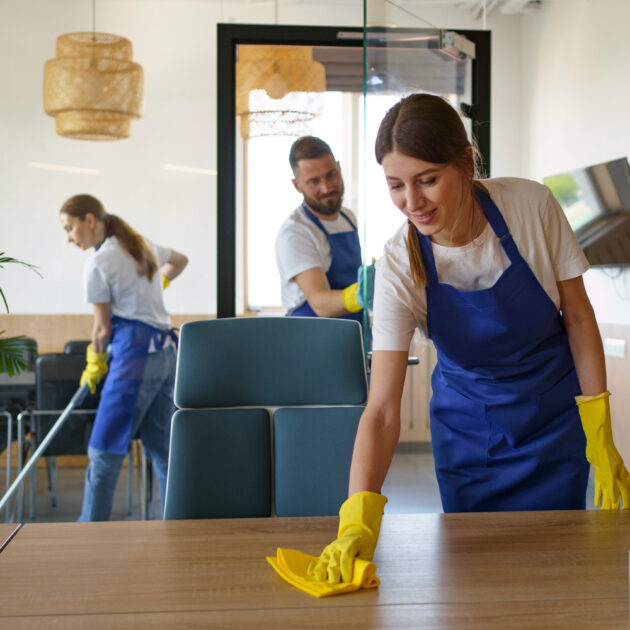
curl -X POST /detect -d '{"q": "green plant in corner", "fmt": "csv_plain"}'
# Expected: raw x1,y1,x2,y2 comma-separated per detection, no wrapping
0,253,42,376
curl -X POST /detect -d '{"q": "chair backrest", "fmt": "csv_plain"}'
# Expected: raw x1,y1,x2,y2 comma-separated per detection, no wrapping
63,340,90,355
35,353,101,456
164,317,367,520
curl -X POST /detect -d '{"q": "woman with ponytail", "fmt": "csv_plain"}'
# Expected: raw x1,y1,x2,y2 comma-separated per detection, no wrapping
306,93,630,586
60,194,188,521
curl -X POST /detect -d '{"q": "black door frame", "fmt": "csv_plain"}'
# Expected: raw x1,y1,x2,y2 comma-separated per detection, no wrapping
216,23,490,318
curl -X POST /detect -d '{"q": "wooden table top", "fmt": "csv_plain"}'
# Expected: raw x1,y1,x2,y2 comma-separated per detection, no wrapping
0,511,629,629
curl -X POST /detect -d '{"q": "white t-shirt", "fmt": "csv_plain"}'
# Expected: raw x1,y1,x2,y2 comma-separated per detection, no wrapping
84,235,172,330
372,178,590,351
275,204,358,312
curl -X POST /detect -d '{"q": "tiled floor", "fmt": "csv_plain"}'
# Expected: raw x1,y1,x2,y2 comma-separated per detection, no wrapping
1,443,596,523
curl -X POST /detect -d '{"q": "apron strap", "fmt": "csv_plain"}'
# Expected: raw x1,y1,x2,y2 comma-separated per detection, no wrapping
416,225,439,287
302,204,357,234
474,187,521,265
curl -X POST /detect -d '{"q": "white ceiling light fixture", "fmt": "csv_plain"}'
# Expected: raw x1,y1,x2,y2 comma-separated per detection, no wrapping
42,0,144,140
163,164,218,176
27,161,100,175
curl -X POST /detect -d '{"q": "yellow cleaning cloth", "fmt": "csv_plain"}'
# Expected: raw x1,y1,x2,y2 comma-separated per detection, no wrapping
266,547,379,598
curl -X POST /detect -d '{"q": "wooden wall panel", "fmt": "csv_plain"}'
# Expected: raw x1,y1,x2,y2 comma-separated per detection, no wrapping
0,314,212,354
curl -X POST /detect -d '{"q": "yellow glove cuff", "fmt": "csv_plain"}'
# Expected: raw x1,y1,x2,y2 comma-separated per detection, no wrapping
86,344,108,364
162,274,171,289
575,391,611,406
338,491,388,539
341,282,362,313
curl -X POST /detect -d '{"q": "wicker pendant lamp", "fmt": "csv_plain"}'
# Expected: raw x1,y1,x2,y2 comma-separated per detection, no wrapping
43,31,144,140
236,45,326,138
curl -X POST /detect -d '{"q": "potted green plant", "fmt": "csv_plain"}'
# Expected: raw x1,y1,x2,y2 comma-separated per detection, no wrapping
0,253,41,375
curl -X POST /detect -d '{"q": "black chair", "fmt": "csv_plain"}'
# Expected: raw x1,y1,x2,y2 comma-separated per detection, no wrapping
20,349,152,521
63,340,90,355
21,353,101,519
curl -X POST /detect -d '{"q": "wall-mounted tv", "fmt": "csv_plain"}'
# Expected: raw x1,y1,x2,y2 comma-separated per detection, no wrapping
544,157,630,266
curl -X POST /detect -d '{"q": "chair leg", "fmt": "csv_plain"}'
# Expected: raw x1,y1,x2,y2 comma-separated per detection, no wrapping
140,448,148,520
126,443,134,517
29,463,36,521
48,457,58,508
28,432,37,522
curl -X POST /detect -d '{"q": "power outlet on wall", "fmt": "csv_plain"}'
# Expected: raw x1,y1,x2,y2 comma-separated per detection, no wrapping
603,337,627,359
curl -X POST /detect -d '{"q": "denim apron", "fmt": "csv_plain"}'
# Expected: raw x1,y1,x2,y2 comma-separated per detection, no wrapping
290,204,363,325
89,316,178,456
421,187,589,512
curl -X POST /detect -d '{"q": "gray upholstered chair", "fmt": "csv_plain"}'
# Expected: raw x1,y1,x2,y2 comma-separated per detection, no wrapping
163,317,367,519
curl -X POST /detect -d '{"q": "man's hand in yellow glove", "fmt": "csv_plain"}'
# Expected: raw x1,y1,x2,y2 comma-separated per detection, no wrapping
307,491,387,584
79,344,108,394
162,274,171,289
341,282,361,313
576,391,630,509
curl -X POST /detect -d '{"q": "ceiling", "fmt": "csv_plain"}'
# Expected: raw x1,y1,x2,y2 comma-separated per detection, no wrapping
238,0,543,17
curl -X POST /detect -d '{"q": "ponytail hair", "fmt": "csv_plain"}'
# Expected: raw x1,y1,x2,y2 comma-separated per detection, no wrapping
60,194,158,280
375,93,484,292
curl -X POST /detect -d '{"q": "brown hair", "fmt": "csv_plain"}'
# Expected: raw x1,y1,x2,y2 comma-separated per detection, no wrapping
289,136,334,173
375,93,484,291
60,194,158,280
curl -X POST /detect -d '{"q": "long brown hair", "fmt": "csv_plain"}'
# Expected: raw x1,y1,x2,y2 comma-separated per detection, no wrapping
60,194,158,280
375,93,484,291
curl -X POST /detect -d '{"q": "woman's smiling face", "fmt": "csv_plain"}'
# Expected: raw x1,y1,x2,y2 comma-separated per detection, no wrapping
381,150,472,247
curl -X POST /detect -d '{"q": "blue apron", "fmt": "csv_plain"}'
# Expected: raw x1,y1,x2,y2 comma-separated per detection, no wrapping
290,204,363,325
89,316,178,456
421,187,589,512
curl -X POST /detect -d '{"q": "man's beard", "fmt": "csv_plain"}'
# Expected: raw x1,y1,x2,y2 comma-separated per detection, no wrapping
303,184,344,216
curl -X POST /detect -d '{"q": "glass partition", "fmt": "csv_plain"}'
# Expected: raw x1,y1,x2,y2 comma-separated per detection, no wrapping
216,23,489,319
360,0,475,265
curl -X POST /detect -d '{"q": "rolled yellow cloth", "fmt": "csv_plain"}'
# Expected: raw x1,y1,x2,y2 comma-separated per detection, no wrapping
266,547,379,598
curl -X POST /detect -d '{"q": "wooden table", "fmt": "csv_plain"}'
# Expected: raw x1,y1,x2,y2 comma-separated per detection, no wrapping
0,511,629,628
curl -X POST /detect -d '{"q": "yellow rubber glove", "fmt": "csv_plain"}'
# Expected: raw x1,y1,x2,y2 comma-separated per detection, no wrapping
162,274,170,289
576,391,630,509
341,282,362,313
307,491,387,584
79,344,108,395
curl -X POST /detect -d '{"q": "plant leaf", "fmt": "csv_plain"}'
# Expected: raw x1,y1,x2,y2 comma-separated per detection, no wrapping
0,334,35,377
0,252,42,313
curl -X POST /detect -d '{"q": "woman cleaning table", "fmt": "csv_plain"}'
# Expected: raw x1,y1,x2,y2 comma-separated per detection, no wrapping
308,93,630,585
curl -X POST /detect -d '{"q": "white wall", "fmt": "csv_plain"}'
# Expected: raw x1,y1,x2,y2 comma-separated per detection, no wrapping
519,0,630,325
0,0,522,316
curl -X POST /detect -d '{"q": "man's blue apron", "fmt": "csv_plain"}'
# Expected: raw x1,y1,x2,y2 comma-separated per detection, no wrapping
420,187,589,512
89,316,177,456
290,204,363,325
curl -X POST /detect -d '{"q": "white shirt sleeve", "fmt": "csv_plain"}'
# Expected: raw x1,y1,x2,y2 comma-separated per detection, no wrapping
275,221,328,283
84,257,110,304
154,242,171,267
372,224,423,351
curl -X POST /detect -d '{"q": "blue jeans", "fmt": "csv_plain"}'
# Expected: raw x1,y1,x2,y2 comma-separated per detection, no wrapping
78,345,176,521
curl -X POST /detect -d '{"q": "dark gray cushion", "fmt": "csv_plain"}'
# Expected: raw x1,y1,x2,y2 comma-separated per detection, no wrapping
164,408,271,519
273,406,363,517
